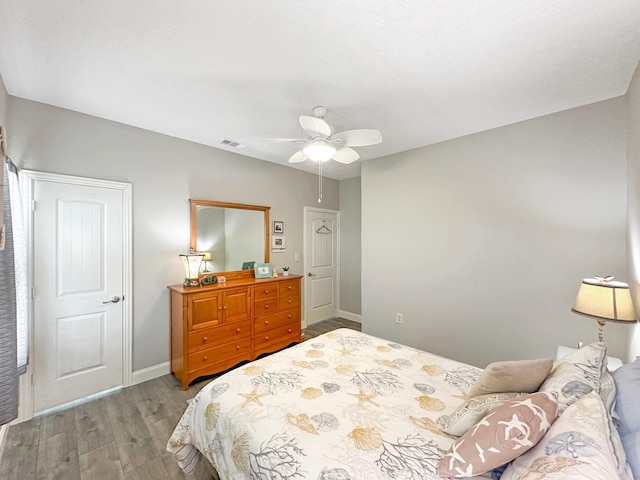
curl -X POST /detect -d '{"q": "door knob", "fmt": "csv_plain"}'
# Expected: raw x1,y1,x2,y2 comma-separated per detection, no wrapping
307,272,316,277
102,296,121,304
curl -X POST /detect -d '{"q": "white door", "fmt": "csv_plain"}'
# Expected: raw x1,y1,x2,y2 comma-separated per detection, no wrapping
30,173,130,413
304,208,338,326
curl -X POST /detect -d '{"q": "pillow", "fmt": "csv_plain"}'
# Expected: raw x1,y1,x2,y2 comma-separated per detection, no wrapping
621,430,640,480
538,342,605,413
436,391,558,478
501,392,633,480
442,392,528,437
613,356,640,436
466,358,553,398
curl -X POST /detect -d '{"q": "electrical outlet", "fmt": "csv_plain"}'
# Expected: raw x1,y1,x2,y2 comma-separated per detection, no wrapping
395,312,403,324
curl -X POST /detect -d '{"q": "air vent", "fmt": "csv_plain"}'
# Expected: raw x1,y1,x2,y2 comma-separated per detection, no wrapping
218,138,246,149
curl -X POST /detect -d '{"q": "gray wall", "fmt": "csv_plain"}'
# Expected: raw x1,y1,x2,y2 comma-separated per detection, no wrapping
362,98,630,367
339,177,361,316
627,61,640,361
7,97,339,372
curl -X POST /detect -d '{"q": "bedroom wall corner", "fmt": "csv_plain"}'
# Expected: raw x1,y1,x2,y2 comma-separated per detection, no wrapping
626,59,640,362
361,98,630,367
339,177,362,317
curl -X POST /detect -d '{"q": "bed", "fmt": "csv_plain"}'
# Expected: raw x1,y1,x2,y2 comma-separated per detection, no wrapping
167,328,636,479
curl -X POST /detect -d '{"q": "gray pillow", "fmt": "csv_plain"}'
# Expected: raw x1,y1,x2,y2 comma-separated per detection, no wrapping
613,356,640,436
466,358,553,398
622,430,639,480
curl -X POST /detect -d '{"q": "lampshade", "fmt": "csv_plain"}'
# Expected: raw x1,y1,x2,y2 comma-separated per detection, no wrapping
303,141,336,162
179,253,204,288
571,276,637,342
199,251,212,273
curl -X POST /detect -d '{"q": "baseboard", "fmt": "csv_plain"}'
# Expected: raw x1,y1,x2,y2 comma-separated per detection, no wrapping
131,361,171,386
337,310,361,323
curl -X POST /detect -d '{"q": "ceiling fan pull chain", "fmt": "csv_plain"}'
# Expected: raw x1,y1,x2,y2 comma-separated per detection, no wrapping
318,161,323,203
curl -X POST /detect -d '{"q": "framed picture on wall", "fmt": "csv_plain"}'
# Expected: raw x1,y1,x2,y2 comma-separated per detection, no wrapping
273,220,284,234
271,235,285,252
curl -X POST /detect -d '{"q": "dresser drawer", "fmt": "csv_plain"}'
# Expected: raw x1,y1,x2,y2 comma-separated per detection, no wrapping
254,285,277,301
278,280,299,296
254,309,300,334
254,298,278,316
188,337,252,373
278,293,300,310
254,322,301,347
188,322,250,351
254,323,301,358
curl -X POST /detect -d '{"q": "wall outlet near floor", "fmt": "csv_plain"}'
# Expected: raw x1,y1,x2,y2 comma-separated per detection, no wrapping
395,312,403,324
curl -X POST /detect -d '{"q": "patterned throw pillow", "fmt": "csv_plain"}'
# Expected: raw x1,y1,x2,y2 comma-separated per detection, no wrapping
538,342,605,414
442,392,528,437
436,391,559,478
466,358,554,398
501,392,633,480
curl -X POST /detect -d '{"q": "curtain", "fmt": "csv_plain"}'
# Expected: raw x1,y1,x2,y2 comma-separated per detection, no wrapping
0,158,28,425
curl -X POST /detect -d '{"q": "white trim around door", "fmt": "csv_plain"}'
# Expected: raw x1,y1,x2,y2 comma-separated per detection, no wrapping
18,170,132,422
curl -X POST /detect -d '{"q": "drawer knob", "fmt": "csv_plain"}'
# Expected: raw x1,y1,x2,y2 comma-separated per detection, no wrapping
223,306,227,310
264,320,269,325
288,300,292,304
288,286,292,290
287,315,291,319
203,356,208,361
265,336,269,341
264,305,269,310
236,328,240,333
236,345,240,350
264,289,269,294
218,306,222,310
288,328,292,333
203,336,208,342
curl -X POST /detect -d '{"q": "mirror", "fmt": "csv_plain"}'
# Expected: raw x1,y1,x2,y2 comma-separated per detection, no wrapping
190,199,270,273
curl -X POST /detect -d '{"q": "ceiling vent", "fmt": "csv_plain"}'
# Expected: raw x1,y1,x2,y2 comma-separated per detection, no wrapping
218,138,246,149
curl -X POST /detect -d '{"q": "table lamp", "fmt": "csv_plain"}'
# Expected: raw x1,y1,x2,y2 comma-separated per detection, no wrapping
571,276,637,342
179,252,205,288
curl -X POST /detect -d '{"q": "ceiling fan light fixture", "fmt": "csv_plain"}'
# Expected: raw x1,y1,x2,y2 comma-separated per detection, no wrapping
303,141,335,162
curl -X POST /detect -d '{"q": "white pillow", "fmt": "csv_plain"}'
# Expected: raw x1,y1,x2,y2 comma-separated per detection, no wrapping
501,392,633,480
442,392,527,437
538,342,605,413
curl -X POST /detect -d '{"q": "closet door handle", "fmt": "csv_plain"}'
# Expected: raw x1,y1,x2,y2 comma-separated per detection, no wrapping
102,296,121,304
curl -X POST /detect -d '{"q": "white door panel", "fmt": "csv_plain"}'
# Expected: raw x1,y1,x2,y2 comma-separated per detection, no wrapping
32,179,125,413
304,209,338,325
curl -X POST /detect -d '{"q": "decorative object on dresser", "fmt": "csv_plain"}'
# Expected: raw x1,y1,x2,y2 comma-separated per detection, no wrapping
571,275,637,342
168,273,301,389
179,252,205,288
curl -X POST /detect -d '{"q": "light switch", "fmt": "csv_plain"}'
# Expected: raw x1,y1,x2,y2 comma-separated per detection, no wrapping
294,252,300,262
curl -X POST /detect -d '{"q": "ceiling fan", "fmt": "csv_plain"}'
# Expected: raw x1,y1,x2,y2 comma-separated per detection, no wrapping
267,106,382,164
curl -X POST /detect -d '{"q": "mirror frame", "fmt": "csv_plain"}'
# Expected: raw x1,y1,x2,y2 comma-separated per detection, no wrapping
189,199,270,273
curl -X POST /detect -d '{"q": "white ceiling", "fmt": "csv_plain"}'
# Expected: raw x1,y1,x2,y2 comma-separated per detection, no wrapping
1,1,639,180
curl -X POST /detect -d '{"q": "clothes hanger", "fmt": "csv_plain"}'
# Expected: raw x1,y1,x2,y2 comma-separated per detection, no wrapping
316,219,331,234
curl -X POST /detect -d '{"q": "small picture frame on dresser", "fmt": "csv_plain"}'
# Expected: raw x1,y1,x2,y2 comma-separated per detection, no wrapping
254,263,273,279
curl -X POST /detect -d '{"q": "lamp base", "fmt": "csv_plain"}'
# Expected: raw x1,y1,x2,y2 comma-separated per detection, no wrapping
597,319,606,343
183,277,200,288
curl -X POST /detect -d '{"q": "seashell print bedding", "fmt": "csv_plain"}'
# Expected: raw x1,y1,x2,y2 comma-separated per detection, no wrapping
167,328,494,479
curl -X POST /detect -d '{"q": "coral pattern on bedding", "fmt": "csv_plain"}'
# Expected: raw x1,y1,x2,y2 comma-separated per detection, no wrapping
167,329,487,479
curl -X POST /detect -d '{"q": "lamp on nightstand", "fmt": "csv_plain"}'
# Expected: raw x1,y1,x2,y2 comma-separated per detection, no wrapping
571,276,637,342
199,251,212,272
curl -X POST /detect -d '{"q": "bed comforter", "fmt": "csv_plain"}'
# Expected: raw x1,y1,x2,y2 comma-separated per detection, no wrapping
167,328,491,479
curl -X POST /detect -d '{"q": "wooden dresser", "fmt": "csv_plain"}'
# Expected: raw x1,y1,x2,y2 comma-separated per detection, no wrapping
168,274,302,389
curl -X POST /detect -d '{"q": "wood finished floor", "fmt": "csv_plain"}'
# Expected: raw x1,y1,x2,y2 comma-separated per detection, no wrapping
0,318,360,480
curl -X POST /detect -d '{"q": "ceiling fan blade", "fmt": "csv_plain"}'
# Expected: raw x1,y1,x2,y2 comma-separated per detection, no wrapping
258,137,304,143
332,129,382,147
299,115,331,137
288,150,309,163
331,147,360,164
